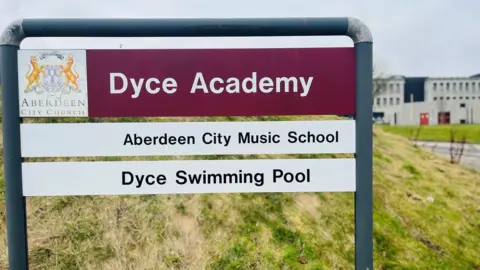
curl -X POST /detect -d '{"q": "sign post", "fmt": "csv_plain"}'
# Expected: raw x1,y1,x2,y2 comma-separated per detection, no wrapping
1,17,372,270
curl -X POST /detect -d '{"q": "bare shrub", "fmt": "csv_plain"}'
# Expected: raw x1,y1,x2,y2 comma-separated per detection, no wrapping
449,128,467,164
409,125,423,147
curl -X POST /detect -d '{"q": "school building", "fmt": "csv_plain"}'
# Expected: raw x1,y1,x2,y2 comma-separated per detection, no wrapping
373,74,480,125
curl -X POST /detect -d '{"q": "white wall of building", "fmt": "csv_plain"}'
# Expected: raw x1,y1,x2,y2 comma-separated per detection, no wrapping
373,76,405,108
373,75,480,126
425,77,480,103
380,100,480,126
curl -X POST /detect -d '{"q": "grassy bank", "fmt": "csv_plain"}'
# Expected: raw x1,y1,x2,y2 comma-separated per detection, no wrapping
380,124,480,144
1,116,480,269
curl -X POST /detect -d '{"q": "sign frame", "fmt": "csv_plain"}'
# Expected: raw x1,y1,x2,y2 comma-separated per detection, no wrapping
1,17,373,270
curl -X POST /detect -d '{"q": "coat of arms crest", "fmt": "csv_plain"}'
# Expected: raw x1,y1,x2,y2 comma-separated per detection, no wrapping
24,52,81,97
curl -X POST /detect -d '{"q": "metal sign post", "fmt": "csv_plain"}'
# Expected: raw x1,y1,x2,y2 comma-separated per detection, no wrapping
1,17,372,270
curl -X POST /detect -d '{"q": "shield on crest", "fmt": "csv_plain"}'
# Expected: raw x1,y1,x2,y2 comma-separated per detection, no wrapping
40,65,63,94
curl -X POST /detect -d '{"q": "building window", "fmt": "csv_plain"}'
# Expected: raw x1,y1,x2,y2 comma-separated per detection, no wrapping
446,97,450,100
396,97,400,105
473,96,476,100
466,83,469,92
389,97,393,105
433,97,437,101
460,96,464,99
383,98,387,106
446,83,450,90
433,83,437,90
453,97,457,100
459,83,463,90
376,98,380,106
460,103,466,108
396,84,400,93
466,96,470,100
453,82,456,90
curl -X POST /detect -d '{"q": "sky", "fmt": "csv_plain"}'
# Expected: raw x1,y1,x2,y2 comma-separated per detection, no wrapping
0,0,479,78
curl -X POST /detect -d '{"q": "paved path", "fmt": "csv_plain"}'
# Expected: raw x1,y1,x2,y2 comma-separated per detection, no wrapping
414,141,480,171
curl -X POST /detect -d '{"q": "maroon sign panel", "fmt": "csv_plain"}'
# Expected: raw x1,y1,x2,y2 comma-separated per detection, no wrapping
86,48,355,117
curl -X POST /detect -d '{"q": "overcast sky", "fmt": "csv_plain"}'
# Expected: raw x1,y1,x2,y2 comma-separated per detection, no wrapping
1,0,479,77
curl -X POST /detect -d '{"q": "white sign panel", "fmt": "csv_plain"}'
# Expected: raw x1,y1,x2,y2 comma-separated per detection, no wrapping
18,50,89,117
20,120,355,157
22,158,355,196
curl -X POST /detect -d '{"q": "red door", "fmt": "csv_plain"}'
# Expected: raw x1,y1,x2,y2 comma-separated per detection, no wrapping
420,113,429,125
437,112,451,125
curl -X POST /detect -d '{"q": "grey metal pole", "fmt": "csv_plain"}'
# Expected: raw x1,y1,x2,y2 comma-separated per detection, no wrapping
1,21,29,270
347,18,374,270
20,17,349,37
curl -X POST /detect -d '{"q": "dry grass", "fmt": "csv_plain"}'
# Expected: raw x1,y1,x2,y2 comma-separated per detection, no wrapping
1,116,480,269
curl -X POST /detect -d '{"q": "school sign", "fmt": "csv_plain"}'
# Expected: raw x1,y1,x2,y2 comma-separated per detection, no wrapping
1,18,373,270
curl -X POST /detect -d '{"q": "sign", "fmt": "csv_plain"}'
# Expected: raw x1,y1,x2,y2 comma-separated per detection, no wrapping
22,158,356,196
18,48,355,118
20,120,355,157
2,17,373,270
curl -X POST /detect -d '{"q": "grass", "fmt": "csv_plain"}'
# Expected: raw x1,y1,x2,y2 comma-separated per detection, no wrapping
1,115,480,269
380,124,480,144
